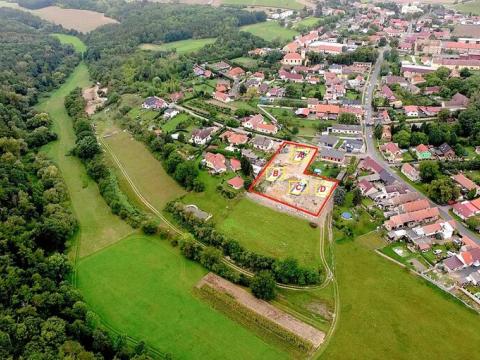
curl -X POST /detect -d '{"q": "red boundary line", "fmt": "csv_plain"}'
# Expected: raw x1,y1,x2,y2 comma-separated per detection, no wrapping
248,141,339,217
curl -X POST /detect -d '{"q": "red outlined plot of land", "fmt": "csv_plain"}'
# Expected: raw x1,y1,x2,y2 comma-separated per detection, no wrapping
249,141,338,217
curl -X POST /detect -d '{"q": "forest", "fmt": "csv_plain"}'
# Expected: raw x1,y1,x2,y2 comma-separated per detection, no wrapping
0,9,153,359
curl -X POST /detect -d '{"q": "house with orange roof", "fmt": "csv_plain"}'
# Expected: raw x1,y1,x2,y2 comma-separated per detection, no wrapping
227,176,244,190
414,144,432,160
401,163,420,182
380,142,402,163
227,67,245,80
213,91,232,103
221,131,248,146
398,199,430,214
242,114,278,135
229,158,241,172
452,201,479,220
204,152,227,174
452,173,479,196
282,52,304,66
384,207,440,231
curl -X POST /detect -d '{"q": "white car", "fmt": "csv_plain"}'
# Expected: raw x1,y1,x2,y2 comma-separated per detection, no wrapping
433,249,442,255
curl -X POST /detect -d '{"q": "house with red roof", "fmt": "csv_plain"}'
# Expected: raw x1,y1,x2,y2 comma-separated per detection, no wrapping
452,173,480,196
404,105,419,117
221,131,248,146
380,142,402,163
227,67,245,80
229,158,241,172
414,144,432,160
384,207,440,231
213,91,232,103
227,176,244,190
204,152,227,174
380,85,397,103
452,201,479,220
442,93,469,111
242,114,278,135
401,163,420,182
282,52,303,66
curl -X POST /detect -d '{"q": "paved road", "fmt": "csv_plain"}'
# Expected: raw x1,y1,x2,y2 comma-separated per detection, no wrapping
362,46,480,246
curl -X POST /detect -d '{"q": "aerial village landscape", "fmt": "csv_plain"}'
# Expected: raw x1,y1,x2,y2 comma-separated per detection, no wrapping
2,0,480,358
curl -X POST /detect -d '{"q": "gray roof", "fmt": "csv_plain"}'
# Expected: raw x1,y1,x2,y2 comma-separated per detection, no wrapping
332,124,362,132
343,138,364,149
320,147,345,160
318,135,339,147
252,136,273,147
443,256,464,271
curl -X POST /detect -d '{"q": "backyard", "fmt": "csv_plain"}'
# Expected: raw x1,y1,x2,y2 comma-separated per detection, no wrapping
240,21,299,42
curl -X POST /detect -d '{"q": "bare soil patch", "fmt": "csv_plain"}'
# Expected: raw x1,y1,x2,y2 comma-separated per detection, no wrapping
31,6,118,32
197,273,325,348
83,84,108,116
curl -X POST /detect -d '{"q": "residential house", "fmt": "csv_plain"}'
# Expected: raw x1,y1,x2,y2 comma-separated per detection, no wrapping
452,201,479,220
243,114,278,135
163,108,179,120
213,91,232,103
227,67,245,79
414,144,432,160
204,152,227,173
221,131,249,146
318,135,339,148
319,148,346,164
282,52,304,66
191,127,217,145
358,179,377,197
398,199,430,213
384,207,440,231
227,176,244,190
435,143,456,160
229,158,241,172
404,105,419,117
342,138,365,153
401,163,420,182
252,136,274,151
442,93,469,111
359,156,383,174
142,96,168,110
329,124,362,136
380,142,402,163
452,173,480,196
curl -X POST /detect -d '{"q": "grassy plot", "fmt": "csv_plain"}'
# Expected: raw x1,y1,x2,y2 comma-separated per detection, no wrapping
139,38,216,54
38,63,133,259
51,33,87,53
77,234,288,360
222,0,303,10
320,231,480,360
241,21,299,42
454,0,480,15
293,17,320,30
181,171,321,268
98,123,186,212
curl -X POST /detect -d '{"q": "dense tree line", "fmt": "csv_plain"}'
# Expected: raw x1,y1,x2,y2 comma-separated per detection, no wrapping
167,202,321,286
327,46,378,65
64,88,145,227
0,10,156,359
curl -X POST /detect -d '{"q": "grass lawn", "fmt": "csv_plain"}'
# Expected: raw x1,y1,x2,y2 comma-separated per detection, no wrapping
98,123,186,213
454,0,480,15
51,33,87,53
77,234,287,359
293,17,320,30
222,0,303,9
139,38,216,54
38,62,133,260
321,231,480,359
161,113,191,133
240,21,299,43
232,56,259,69
180,170,321,268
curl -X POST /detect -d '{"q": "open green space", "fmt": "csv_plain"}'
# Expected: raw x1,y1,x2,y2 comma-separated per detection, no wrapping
77,234,288,359
293,17,320,30
321,231,480,360
240,21,299,43
38,62,133,259
181,171,321,268
454,0,480,15
139,38,216,54
232,56,259,69
51,33,87,53
98,123,186,212
222,0,303,9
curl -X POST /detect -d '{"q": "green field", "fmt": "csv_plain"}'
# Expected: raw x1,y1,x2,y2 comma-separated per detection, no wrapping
77,234,288,359
241,21,299,43
321,232,480,359
222,0,303,10
293,17,320,30
454,0,480,15
38,62,133,259
51,33,87,53
232,56,259,69
139,38,216,54
98,123,186,212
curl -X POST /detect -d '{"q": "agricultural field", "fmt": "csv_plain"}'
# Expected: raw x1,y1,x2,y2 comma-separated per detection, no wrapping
139,38,216,54
2,3,118,32
321,231,480,360
240,21,299,43
221,0,303,9
77,234,289,359
38,62,133,260
51,33,87,53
